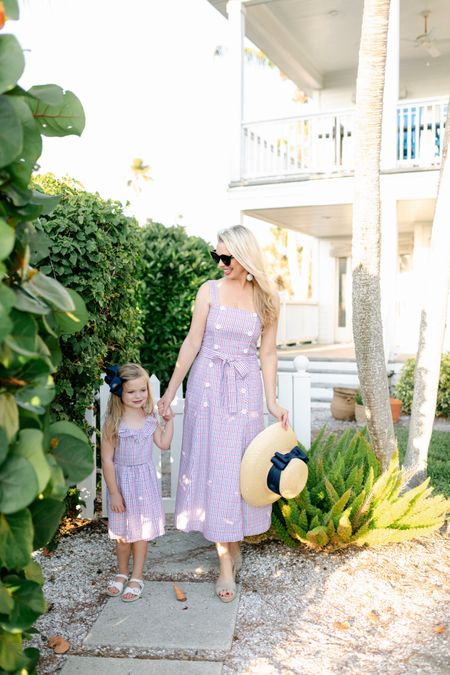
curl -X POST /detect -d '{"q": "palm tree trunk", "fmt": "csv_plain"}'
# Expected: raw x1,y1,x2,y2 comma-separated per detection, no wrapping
352,0,396,469
404,99,450,483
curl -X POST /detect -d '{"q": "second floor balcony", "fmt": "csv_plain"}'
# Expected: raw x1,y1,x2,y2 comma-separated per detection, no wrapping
240,96,447,183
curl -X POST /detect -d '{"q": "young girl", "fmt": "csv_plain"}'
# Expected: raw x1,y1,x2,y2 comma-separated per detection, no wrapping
101,362,173,602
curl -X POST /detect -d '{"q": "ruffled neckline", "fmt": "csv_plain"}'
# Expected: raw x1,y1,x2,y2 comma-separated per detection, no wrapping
118,415,156,437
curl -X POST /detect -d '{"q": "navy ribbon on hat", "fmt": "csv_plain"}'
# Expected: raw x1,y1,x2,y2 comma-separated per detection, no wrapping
267,446,309,496
105,365,124,398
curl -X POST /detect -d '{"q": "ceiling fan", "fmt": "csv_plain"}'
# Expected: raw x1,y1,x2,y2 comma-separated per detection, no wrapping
410,10,441,58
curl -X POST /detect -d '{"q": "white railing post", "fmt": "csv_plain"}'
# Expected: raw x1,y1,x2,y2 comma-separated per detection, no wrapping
292,355,311,450
78,401,96,519
99,380,110,517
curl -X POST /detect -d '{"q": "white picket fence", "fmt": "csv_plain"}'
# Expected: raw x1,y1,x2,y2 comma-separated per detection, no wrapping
77,356,311,519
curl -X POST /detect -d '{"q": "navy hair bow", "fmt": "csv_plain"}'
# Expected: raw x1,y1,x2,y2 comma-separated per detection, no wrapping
105,365,124,397
267,445,309,496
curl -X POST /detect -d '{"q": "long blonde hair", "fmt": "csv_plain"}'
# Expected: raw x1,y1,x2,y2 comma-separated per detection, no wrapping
103,363,154,442
217,225,278,328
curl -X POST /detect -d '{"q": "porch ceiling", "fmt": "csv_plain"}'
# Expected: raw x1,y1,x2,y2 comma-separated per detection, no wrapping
245,198,435,238
208,0,450,94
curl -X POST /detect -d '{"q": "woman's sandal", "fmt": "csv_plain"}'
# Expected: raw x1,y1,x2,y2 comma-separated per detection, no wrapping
106,573,128,597
215,578,237,603
121,578,144,603
215,563,237,603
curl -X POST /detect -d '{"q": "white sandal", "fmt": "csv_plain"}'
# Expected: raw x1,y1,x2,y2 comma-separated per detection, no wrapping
121,578,144,603
106,573,128,597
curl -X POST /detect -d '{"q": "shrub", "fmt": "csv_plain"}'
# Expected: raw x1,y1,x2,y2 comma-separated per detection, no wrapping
271,429,449,550
394,352,450,417
140,221,219,390
33,174,144,427
0,7,93,672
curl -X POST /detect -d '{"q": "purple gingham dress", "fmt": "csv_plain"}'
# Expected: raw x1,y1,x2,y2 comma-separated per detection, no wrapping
175,279,271,542
107,415,165,543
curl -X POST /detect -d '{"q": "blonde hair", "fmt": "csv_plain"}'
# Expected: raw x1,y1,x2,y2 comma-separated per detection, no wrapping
217,225,278,328
103,363,154,442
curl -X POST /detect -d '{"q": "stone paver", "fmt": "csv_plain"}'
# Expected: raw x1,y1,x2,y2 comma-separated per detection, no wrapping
85,581,239,653
145,530,217,579
61,656,222,674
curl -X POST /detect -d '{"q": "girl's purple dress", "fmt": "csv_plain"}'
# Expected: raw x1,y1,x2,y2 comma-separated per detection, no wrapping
107,415,165,543
175,279,271,542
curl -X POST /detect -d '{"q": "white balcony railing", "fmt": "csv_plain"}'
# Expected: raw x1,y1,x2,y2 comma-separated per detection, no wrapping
241,97,447,180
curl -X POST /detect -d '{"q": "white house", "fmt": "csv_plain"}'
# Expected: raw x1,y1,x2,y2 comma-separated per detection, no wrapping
206,0,450,367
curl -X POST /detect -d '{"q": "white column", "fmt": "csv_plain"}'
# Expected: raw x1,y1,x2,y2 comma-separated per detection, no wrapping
226,0,245,183
380,196,398,361
381,0,400,169
317,240,335,343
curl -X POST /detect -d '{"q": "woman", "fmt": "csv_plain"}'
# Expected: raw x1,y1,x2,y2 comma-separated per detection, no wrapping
158,225,288,602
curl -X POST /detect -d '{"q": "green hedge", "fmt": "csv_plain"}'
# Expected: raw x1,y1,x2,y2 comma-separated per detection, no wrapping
394,352,450,417
33,175,143,427
140,221,219,390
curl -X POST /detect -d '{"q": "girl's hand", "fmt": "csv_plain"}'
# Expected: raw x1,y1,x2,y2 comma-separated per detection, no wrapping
157,391,175,418
268,402,289,430
161,407,173,422
110,493,125,513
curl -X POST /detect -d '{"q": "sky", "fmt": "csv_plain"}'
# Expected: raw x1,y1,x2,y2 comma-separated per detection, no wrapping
10,0,303,245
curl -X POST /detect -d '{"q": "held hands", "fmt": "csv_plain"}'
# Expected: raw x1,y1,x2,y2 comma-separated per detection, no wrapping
110,493,125,513
268,402,289,430
157,390,175,419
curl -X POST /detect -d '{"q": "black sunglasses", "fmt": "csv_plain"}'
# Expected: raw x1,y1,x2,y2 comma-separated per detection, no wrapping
210,251,234,266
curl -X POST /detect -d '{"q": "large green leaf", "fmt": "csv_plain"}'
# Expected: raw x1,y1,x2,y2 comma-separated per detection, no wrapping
28,497,65,549
12,287,50,315
7,97,42,189
0,628,26,671
43,455,67,499
0,455,38,513
23,559,44,586
12,428,50,492
1,576,46,632
28,228,52,264
0,509,33,568
0,219,15,260
4,1,20,21
0,583,13,616
28,88,85,136
0,94,22,167
50,419,90,444
0,282,14,341
28,83,64,106
54,287,89,334
23,271,75,311
4,309,38,356
49,432,93,483
15,374,55,414
0,393,19,440
0,428,7,465
28,189,60,215
0,34,25,94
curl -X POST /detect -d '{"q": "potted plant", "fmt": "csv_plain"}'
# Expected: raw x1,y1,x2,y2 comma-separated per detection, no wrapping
330,387,357,420
354,390,367,424
388,370,403,424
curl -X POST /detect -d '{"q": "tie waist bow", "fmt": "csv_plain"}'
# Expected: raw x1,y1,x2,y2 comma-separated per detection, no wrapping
199,347,255,414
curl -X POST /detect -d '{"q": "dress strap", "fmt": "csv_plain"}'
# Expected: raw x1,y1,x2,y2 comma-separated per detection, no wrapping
208,279,219,306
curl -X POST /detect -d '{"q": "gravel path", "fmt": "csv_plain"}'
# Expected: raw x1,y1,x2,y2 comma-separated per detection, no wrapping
28,410,449,674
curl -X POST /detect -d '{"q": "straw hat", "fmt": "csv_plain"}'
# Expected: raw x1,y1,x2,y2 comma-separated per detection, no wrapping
240,423,309,507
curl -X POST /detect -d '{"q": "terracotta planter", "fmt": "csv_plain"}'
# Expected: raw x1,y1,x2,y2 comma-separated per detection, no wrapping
390,398,403,424
330,387,356,420
354,402,367,425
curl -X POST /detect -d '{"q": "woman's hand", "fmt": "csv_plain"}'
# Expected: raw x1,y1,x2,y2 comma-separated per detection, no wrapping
157,390,175,418
268,402,289,430
110,493,125,513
